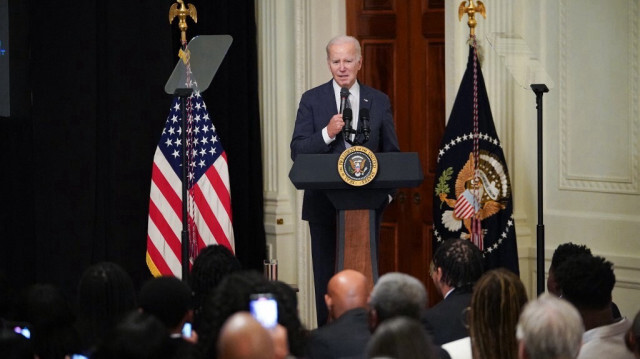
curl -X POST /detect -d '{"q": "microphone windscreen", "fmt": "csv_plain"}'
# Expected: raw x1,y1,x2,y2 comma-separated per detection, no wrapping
360,108,370,121
343,107,353,121
340,87,350,98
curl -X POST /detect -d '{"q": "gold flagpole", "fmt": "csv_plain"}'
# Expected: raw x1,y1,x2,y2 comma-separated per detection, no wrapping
458,0,486,37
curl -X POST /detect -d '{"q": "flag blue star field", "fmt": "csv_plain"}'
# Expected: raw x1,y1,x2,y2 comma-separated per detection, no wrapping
433,45,519,274
147,91,234,278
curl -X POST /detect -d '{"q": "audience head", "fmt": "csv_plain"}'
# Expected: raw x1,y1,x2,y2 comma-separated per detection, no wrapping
547,243,592,295
470,268,528,359
217,312,275,359
196,270,275,358
190,245,241,316
366,316,437,359
325,269,368,322
368,272,427,331
139,276,192,333
24,283,80,358
516,293,584,359
431,238,484,294
554,254,615,312
271,280,307,357
75,262,136,351
626,310,640,358
93,310,172,359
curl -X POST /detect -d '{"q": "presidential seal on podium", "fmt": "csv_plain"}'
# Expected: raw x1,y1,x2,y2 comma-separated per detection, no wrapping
337,146,378,186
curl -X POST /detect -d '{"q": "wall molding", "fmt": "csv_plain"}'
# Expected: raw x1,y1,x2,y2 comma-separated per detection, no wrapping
558,0,640,194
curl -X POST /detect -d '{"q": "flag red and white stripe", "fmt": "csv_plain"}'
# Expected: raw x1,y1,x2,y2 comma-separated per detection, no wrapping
147,92,234,278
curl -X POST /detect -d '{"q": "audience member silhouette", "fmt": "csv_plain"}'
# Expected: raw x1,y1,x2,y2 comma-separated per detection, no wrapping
626,310,640,358
470,269,527,359
138,275,198,358
368,272,451,359
422,238,484,345
516,293,583,359
443,268,528,359
190,244,242,329
306,269,370,359
271,279,308,357
366,316,439,359
217,312,275,359
547,242,591,296
555,254,634,359
92,310,173,359
75,262,137,355
548,242,621,318
24,283,80,359
368,272,427,331
0,321,35,359
196,270,291,359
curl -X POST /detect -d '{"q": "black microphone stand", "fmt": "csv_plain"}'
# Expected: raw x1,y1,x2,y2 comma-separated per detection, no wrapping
531,83,548,295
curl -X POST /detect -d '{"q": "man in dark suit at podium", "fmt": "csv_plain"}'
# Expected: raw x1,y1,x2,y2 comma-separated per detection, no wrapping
290,35,400,326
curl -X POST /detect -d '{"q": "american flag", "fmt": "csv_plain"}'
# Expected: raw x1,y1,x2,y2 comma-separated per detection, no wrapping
146,91,234,278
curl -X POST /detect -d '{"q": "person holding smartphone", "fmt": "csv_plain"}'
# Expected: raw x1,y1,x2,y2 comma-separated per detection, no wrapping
138,276,199,357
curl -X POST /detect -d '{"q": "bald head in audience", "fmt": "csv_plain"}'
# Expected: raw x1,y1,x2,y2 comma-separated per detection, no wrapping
217,312,275,359
325,269,369,323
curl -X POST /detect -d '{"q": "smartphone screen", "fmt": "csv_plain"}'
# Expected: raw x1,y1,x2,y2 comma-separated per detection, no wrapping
249,293,278,329
181,322,192,338
13,326,30,339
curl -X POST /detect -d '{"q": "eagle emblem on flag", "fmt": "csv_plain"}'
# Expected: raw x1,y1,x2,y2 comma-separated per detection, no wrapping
436,151,509,239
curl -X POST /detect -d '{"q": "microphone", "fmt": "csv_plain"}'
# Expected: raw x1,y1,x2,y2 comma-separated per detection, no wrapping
342,107,353,143
339,87,349,114
360,108,370,143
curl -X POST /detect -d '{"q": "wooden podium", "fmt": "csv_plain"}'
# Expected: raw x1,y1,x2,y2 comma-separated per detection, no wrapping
289,152,423,288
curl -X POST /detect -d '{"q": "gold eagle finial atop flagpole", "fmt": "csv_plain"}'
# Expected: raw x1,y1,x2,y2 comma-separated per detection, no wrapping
169,0,198,44
458,0,486,37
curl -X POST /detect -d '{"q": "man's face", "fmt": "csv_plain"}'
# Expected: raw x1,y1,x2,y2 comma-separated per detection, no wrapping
327,41,362,89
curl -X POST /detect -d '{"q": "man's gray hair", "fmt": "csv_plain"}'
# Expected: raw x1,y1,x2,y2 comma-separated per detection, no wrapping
516,293,584,359
369,272,427,322
326,35,362,60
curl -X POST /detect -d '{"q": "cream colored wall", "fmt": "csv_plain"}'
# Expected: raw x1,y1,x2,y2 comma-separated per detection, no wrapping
258,0,640,327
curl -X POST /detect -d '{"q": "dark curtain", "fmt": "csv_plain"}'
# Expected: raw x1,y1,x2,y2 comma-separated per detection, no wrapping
0,0,265,305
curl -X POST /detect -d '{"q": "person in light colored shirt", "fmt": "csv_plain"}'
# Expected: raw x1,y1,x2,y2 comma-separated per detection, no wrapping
555,254,634,359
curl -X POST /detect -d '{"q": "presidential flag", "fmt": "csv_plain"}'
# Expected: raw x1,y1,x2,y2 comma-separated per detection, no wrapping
433,44,519,274
147,91,234,278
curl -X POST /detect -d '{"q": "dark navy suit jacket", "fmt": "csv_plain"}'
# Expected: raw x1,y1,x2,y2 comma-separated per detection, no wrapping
421,288,472,346
306,307,371,359
290,80,401,224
